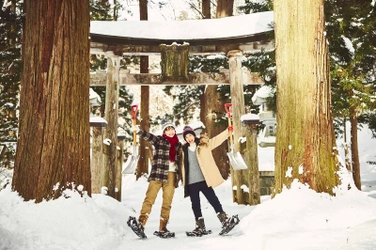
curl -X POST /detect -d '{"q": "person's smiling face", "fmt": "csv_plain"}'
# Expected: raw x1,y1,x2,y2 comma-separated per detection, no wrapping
164,126,176,137
185,133,195,145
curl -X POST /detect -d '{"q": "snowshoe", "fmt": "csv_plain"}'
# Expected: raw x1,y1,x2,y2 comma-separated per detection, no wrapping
127,216,147,239
153,230,175,238
186,229,212,237
219,214,240,236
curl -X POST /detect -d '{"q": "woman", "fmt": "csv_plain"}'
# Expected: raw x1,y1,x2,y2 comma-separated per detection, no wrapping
180,125,239,237
127,121,181,239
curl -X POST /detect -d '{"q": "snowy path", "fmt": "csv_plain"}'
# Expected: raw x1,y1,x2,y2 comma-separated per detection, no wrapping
114,175,255,250
2,125,376,250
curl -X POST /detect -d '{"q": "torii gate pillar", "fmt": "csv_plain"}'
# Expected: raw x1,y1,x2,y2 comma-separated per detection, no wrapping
228,50,248,204
102,52,122,200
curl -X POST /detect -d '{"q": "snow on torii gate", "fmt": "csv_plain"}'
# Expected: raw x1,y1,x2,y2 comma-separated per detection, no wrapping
89,11,274,201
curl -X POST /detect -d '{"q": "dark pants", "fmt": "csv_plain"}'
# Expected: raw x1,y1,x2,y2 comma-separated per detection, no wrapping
188,181,224,221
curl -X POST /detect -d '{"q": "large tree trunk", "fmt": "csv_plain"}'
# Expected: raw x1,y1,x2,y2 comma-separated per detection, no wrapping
202,0,211,19
200,86,229,180
137,85,151,179
350,106,361,190
12,0,91,202
198,0,234,180
273,0,339,195
136,0,151,179
216,0,233,18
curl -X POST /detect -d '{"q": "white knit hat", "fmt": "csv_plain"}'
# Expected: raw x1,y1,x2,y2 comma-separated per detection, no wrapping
161,121,175,132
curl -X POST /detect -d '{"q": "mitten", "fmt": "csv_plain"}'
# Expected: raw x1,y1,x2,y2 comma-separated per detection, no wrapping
130,124,140,133
200,133,209,144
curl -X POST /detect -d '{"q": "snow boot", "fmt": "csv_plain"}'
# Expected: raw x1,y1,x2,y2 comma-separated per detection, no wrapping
153,218,175,238
217,212,229,227
127,216,147,239
138,214,148,226
217,212,240,235
186,217,212,237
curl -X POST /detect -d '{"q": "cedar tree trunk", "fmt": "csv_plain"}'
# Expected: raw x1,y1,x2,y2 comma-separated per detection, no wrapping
273,0,339,195
12,0,91,202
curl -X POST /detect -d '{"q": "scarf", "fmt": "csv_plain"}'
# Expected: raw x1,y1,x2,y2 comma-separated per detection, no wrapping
163,134,179,162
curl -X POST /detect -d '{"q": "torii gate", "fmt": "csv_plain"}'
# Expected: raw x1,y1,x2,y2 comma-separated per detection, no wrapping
89,11,274,204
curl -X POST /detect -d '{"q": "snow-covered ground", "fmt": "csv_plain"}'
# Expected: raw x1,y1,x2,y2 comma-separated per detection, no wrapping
0,125,376,250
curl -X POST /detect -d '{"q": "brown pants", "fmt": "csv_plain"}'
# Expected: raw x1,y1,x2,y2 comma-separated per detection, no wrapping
140,172,176,225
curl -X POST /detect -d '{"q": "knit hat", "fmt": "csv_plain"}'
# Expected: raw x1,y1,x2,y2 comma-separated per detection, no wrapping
183,126,196,142
161,120,175,133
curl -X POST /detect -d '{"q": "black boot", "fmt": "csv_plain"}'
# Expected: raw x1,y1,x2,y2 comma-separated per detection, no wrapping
186,217,212,237
217,212,229,227
217,212,240,235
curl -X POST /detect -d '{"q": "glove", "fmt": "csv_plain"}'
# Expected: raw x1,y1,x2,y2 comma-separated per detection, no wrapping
130,124,140,133
200,133,209,144
228,126,234,132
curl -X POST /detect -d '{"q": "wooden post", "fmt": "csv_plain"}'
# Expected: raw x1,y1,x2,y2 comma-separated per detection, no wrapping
244,123,260,205
115,135,125,201
91,126,104,194
90,111,107,195
103,53,120,198
227,50,247,205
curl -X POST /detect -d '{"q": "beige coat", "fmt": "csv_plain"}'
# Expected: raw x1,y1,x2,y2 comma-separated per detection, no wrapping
180,129,230,196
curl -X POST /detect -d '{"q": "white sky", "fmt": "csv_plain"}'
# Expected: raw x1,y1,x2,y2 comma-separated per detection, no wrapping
118,0,196,21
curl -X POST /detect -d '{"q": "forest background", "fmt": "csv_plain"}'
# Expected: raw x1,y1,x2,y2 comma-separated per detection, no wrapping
0,0,375,199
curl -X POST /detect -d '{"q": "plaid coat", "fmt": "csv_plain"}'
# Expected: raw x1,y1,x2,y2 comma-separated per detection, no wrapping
138,129,182,187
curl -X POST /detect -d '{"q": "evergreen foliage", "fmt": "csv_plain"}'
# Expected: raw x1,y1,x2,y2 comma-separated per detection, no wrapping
237,0,272,13
164,1,275,126
2,0,375,171
242,48,276,112
325,0,376,136
90,0,112,20
359,112,376,139
164,84,203,124
239,0,376,138
164,49,273,127
89,0,135,142
0,1,23,169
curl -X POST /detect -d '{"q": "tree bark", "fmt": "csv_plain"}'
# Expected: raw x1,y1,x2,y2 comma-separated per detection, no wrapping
200,86,229,180
137,85,151,179
12,0,91,202
198,0,233,180
202,0,211,19
216,0,233,18
273,0,339,195
136,0,150,179
350,106,361,190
